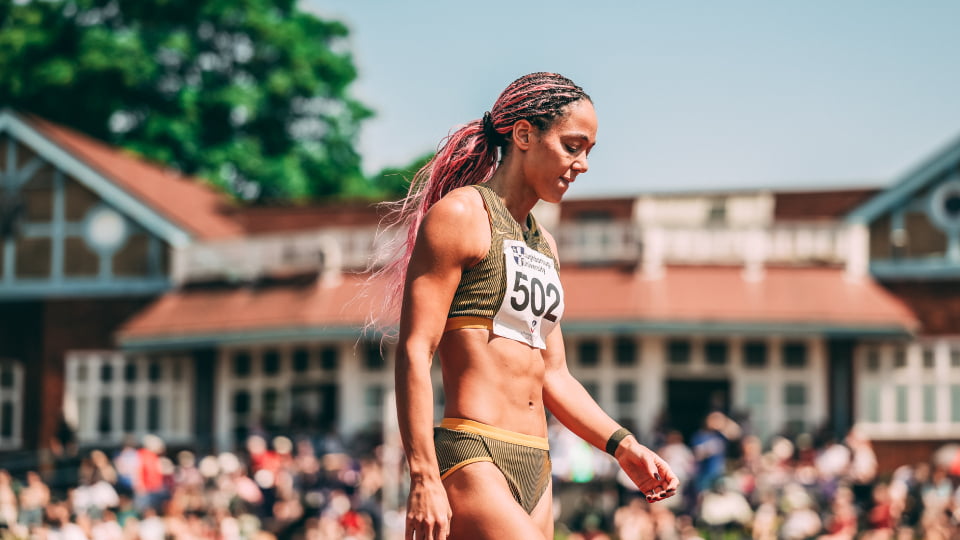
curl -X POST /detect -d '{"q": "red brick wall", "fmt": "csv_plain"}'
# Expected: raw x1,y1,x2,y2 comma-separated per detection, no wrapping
873,439,948,475
880,281,960,335
559,198,635,222
0,298,153,450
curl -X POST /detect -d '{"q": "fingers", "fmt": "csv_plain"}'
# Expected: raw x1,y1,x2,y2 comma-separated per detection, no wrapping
434,512,451,540
406,515,451,540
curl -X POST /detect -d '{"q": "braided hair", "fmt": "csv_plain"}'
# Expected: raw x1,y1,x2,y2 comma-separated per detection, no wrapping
367,72,591,336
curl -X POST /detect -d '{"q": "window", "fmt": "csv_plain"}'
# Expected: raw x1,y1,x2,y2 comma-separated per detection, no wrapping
0,366,13,389
782,343,807,369
614,338,637,366
578,341,600,367
784,384,806,406
233,352,251,377
744,341,767,368
320,346,339,370
233,391,250,415
363,342,385,370
0,403,11,439
865,348,880,372
923,385,936,423
147,397,161,432
365,385,384,424
922,348,936,369
65,353,191,445
97,397,113,434
123,363,137,383
293,349,310,372
895,385,908,423
148,361,162,382
707,198,727,225
952,385,960,422
100,363,113,382
784,383,807,433
951,348,960,368
263,389,279,422
744,383,768,439
123,397,136,432
705,341,728,366
263,350,281,375
893,347,907,369
863,383,880,423
667,340,690,365
616,382,635,404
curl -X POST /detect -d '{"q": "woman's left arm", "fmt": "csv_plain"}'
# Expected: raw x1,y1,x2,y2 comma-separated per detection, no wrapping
539,229,679,502
541,325,678,501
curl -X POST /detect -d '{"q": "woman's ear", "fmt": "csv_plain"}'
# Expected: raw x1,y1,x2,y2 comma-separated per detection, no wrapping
511,119,534,150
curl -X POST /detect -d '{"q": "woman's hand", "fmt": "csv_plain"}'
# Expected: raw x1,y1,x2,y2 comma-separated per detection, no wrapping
615,436,680,503
405,476,452,539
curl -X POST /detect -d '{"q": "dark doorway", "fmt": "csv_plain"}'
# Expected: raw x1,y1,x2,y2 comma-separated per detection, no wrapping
665,379,730,444
827,339,855,441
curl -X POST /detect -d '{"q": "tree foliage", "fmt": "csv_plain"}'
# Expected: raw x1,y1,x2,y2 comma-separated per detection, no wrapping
0,0,373,201
368,152,433,200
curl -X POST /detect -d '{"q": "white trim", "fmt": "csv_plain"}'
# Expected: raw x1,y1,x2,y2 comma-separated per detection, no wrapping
0,359,23,449
0,111,191,247
64,351,194,445
855,338,960,439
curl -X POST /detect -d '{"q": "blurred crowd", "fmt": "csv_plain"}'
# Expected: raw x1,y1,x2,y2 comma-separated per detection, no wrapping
0,429,386,540
2,415,960,539
554,412,960,540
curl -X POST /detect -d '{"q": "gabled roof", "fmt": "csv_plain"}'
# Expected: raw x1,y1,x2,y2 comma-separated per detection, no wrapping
116,265,918,349
0,110,244,245
847,130,960,224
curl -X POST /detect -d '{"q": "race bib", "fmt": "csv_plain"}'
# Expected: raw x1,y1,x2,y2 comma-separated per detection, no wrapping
493,239,564,349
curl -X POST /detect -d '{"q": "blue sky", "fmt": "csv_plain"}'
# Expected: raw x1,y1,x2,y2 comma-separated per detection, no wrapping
304,1,960,197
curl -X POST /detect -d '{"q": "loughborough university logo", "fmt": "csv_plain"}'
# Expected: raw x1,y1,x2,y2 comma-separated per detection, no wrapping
511,245,526,265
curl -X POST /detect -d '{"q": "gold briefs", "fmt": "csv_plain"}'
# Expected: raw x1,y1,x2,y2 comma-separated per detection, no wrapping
434,418,551,514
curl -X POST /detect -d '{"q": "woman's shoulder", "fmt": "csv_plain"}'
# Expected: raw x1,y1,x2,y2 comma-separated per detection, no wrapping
416,186,491,261
424,185,487,226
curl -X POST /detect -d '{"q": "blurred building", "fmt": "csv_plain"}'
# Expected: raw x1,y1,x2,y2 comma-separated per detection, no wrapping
0,110,957,471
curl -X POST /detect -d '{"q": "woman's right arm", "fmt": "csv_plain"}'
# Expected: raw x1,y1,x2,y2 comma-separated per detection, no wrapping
395,191,486,540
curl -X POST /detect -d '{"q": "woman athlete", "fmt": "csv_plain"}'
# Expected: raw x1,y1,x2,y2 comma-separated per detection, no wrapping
376,72,679,539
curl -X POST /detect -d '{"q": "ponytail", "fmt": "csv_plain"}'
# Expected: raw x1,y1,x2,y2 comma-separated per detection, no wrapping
365,72,590,338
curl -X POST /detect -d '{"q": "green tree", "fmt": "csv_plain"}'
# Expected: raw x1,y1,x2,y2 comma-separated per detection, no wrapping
0,0,372,201
369,152,433,200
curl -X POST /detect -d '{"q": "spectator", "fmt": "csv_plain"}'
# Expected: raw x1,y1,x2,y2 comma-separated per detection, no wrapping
691,411,741,499
0,469,18,530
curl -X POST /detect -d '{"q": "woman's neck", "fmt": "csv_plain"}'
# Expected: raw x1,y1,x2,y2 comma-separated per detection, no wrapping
485,165,538,226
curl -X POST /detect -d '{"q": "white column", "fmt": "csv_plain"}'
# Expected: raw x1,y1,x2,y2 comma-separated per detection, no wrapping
214,348,232,452
641,228,665,280
845,223,870,282
808,338,827,428
598,335,615,413
338,342,364,437
766,338,783,434
639,336,665,435
742,229,766,282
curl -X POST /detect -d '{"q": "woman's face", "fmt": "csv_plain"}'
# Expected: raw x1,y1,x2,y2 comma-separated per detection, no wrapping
522,99,597,203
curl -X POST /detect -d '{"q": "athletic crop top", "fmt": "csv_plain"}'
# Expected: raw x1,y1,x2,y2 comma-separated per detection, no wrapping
445,184,564,349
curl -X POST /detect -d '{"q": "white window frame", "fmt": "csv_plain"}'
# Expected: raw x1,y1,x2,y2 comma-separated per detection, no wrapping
855,339,960,439
0,359,23,449
64,351,193,445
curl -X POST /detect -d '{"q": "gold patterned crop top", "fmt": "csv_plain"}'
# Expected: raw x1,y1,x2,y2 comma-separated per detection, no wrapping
444,184,564,349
